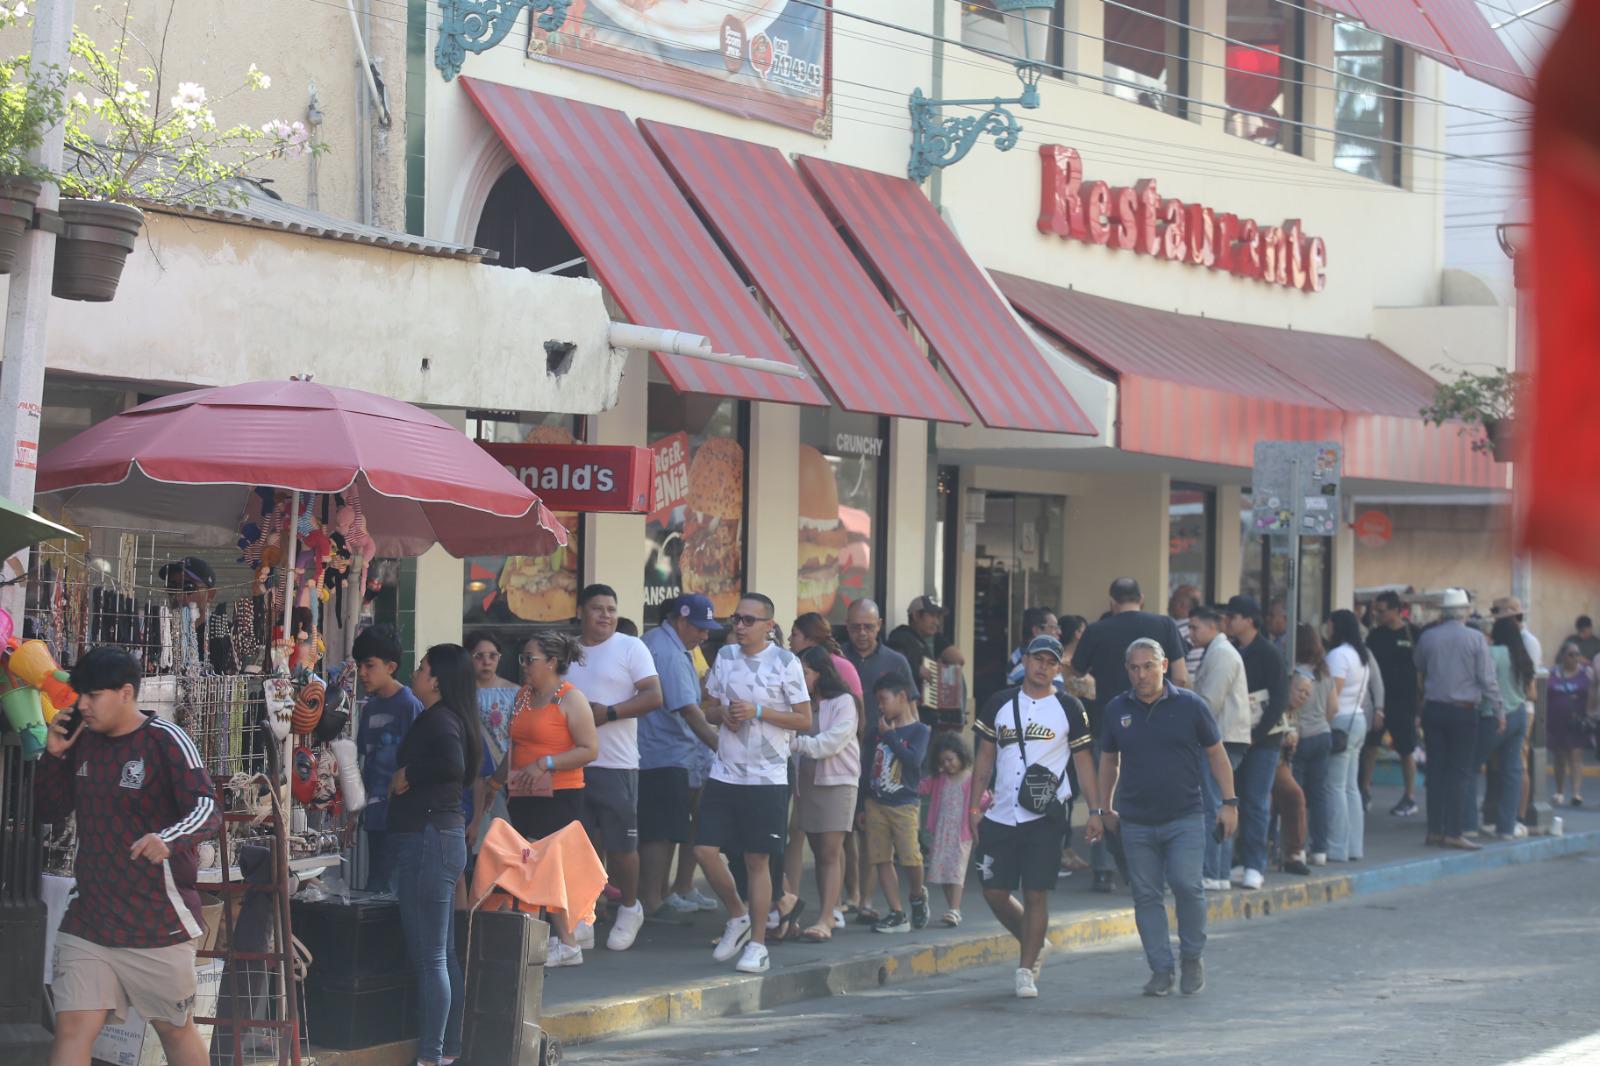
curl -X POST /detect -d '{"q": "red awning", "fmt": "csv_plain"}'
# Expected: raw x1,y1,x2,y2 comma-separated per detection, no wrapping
1317,1,1532,100
459,78,826,408
795,158,1097,436
638,121,970,425
996,272,1503,487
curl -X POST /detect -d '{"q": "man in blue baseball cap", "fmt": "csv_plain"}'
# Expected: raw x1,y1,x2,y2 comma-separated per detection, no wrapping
638,594,724,919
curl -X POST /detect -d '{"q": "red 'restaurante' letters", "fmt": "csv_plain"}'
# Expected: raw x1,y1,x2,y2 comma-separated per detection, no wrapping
1036,145,1328,293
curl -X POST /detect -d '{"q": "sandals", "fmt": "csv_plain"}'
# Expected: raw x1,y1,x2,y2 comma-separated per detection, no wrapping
853,907,883,925
1060,849,1091,873
800,924,832,942
775,898,807,941
941,909,962,927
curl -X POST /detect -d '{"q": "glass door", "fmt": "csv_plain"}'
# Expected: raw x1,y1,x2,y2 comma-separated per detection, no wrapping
971,493,1066,706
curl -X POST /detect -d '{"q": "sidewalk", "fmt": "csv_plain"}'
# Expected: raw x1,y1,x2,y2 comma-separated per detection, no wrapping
538,782,1600,1046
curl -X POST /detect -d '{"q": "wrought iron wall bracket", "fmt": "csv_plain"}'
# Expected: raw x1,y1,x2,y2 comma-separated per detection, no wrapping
905,65,1042,184
435,0,572,81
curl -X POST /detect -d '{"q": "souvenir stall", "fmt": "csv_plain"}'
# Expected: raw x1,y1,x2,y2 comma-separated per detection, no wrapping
25,378,568,1065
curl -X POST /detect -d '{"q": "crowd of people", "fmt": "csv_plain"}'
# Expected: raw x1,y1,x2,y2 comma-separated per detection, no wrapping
33,578,1595,1066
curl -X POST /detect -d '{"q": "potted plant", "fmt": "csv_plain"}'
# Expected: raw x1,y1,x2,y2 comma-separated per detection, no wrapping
53,12,315,301
0,4,66,273
1418,365,1524,462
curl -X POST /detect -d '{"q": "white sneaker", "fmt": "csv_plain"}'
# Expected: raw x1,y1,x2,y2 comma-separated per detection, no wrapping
832,908,845,929
1229,865,1245,884
1014,967,1038,999
574,921,595,950
735,941,770,974
1309,853,1328,866
689,888,720,911
607,901,645,951
712,914,753,962
1202,878,1231,892
546,941,584,968
1241,869,1264,890
1553,793,1565,807
662,892,701,914
766,907,781,931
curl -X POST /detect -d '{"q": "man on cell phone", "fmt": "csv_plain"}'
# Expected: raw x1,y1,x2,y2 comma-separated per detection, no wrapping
35,646,222,1066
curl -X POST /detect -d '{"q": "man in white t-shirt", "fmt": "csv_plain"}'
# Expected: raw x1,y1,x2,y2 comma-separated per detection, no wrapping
694,592,812,975
970,634,1102,999
564,583,663,952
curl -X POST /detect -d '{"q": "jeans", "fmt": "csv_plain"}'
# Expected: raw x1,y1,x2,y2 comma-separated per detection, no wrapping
1202,747,1246,880
1291,732,1333,855
1326,713,1365,861
365,828,398,894
394,824,468,1063
1423,702,1479,839
1122,815,1207,973
1233,746,1279,874
1466,709,1528,835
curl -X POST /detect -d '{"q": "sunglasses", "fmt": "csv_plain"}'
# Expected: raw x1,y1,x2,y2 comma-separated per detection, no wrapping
730,613,772,628
518,654,548,665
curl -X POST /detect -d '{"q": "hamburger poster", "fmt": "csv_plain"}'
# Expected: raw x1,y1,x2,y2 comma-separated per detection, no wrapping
527,0,832,136
645,431,746,619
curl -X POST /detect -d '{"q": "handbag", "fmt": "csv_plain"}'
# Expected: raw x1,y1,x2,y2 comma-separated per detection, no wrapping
1012,695,1065,819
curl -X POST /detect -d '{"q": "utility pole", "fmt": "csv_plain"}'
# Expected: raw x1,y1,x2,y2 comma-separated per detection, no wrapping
0,0,75,623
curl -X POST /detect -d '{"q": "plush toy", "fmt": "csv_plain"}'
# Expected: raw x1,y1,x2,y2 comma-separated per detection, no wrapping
343,485,376,560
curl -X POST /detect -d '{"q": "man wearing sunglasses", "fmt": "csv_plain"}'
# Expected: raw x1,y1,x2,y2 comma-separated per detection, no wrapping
694,593,812,974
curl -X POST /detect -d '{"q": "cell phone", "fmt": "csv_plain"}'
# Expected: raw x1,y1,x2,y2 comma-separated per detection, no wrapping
1212,818,1227,843
57,708,82,736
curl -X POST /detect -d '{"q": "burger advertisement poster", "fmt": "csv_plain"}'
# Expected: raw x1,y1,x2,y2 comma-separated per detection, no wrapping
797,421,883,623
646,431,746,620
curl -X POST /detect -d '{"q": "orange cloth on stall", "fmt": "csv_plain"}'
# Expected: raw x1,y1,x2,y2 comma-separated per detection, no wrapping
468,817,605,928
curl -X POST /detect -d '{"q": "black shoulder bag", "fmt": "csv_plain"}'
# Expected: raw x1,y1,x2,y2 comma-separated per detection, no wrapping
1012,694,1066,821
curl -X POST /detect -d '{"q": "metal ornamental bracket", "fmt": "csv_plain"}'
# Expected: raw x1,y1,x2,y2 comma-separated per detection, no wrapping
906,65,1041,184
435,0,572,81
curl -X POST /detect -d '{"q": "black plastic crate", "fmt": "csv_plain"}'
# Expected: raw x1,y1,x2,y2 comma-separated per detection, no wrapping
302,970,416,1050
291,897,406,980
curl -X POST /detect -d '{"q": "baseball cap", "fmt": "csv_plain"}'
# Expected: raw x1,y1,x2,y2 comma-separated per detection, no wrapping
675,593,724,631
1223,594,1262,620
1024,634,1065,661
909,594,945,614
160,555,216,592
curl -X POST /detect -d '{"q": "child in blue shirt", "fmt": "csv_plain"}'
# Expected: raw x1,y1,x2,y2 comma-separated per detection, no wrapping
353,625,422,893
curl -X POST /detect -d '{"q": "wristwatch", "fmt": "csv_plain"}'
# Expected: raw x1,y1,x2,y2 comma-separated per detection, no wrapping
1222,797,1240,807
605,705,618,723
1087,808,1107,816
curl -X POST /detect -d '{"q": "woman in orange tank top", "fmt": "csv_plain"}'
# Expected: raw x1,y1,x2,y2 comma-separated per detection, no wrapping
493,631,599,966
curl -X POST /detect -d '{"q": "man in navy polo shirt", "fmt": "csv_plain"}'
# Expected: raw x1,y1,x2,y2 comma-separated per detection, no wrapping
1100,638,1238,998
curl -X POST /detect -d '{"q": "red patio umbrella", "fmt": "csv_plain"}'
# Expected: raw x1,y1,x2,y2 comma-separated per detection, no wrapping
35,378,568,557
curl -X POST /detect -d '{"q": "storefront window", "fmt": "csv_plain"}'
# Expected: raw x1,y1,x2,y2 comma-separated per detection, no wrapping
1334,19,1402,185
1104,0,1188,116
462,414,584,660
645,384,746,626
1169,483,1214,601
1225,0,1303,154
797,409,887,625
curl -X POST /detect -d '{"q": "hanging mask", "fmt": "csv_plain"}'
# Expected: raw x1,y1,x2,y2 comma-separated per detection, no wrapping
312,744,340,807
264,676,295,741
291,745,319,805
292,677,326,735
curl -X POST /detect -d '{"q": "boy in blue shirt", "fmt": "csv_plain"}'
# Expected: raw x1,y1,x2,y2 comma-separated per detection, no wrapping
864,676,931,933
353,625,421,893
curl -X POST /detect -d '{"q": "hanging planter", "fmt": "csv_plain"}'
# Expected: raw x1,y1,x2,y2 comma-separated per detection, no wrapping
51,198,144,302
1419,366,1523,465
0,178,40,274
1482,417,1517,464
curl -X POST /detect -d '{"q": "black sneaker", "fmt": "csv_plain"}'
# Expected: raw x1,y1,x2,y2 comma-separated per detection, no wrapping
1390,797,1419,817
1143,971,1174,997
1091,871,1115,894
1282,859,1311,876
1180,957,1205,995
873,910,910,934
909,892,930,930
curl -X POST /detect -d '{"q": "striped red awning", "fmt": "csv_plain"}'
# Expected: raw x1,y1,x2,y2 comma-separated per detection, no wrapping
1317,1,1533,100
996,272,1504,488
460,78,826,407
638,121,970,425
795,158,1096,436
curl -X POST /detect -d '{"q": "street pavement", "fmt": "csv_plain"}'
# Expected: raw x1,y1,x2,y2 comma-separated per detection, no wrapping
573,852,1600,1066
540,781,1600,1016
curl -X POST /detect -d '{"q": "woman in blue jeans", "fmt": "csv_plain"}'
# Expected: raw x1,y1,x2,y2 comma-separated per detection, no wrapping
1471,618,1535,837
1289,626,1336,865
388,643,483,1066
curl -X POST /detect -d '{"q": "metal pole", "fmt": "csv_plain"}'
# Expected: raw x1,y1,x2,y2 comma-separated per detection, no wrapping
1283,458,1302,670
0,0,75,623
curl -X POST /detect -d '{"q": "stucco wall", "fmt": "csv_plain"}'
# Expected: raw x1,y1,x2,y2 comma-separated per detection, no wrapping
24,212,626,414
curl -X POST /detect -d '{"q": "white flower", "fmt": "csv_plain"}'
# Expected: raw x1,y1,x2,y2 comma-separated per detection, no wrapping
13,2,27,17
71,91,87,107
170,81,206,112
247,63,271,90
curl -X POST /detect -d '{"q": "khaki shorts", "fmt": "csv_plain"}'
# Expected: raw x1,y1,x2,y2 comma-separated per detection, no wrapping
53,932,198,1027
863,799,922,867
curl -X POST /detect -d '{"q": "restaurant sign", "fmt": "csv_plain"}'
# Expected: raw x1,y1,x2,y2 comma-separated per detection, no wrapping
1038,146,1328,293
479,442,652,513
